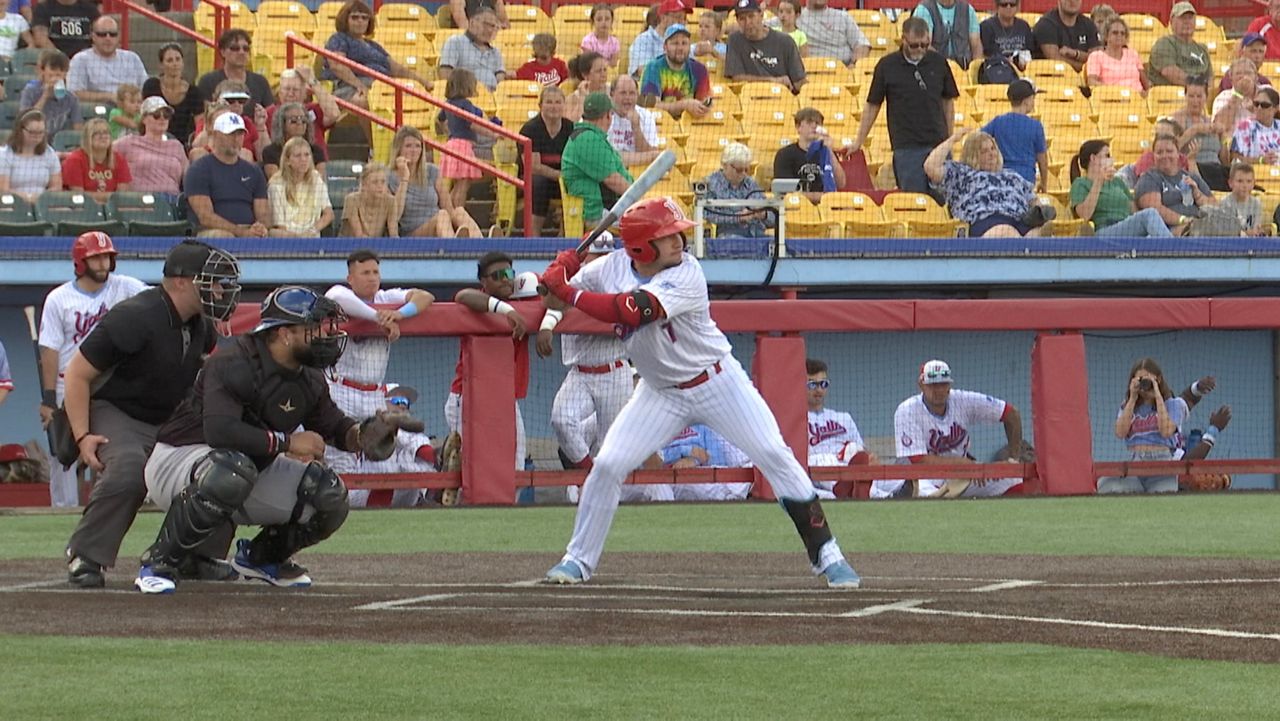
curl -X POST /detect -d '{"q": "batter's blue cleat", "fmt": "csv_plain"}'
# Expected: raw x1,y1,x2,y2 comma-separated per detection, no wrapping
544,559,585,585
822,560,861,589
134,565,176,595
231,539,312,588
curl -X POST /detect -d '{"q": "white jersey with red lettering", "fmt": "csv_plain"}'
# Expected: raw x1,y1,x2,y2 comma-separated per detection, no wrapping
807,408,866,497
882,389,1007,498
553,249,850,582
39,274,148,396
570,250,729,387
552,333,632,467
39,274,147,508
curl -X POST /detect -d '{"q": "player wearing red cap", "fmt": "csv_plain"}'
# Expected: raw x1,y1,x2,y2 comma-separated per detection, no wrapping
539,197,861,588
37,232,147,507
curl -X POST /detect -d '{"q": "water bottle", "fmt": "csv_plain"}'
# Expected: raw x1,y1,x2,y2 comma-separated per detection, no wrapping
1178,177,1194,208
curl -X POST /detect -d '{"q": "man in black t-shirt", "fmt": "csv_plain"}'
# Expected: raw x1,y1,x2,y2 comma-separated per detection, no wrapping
851,17,960,197
134,286,373,594
1032,0,1099,73
979,0,1036,71
31,0,98,58
64,240,241,589
725,0,806,92
773,107,846,203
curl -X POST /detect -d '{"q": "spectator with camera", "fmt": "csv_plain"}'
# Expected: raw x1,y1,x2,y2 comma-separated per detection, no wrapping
1099,358,1189,494
703,142,771,238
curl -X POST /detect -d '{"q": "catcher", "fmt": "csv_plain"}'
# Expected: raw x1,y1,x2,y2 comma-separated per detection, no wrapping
133,286,420,594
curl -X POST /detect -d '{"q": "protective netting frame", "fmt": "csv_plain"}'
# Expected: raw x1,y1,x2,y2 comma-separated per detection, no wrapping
224,295,1280,504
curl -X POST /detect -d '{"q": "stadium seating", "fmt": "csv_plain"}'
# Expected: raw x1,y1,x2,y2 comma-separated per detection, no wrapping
38,192,124,236
0,194,50,235
107,193,188,236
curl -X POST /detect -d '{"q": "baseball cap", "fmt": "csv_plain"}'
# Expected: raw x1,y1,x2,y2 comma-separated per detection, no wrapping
385,384,419,407
1007,78,1043,103
140,96,172,115
734,0,762,14
587,230,616,254
163,240,216,277
919,360,953,385
218,88,251,101
1243,32,1268,47
658,0,690,15
582,91,613,120
664,23,691,42
1171,1,1196,16
510,271,541,299
212,112,247,134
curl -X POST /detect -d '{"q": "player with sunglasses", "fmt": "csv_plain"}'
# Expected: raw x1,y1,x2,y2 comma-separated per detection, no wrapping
347,384,438,509
850,16,959,198
883,359,1024,499
805,358,877,499
66,16,147,105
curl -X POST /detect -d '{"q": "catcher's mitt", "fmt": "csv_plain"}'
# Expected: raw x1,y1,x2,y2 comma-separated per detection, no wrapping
438,431,462,506
1180,473,1231,492
359,411,426,462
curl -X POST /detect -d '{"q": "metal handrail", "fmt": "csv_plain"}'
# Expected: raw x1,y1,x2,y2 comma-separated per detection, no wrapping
116,0,228,70
286,34,534,236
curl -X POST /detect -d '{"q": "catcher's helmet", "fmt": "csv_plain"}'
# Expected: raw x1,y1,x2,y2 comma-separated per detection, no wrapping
72,231,117,277
252,286,348,367
619,197,695,264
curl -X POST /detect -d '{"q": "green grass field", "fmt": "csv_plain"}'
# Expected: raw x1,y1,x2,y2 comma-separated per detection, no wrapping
3,494,1279,720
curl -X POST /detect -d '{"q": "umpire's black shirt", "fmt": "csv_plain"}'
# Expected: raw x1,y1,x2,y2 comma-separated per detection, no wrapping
78,287,216,425
158,334,356,469
865,49,960,149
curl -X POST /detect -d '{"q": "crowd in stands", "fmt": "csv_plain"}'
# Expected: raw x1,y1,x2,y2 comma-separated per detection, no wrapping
0,0,1277,239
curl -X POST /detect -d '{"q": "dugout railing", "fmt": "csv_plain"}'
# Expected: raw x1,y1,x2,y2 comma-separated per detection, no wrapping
222,295,1280,505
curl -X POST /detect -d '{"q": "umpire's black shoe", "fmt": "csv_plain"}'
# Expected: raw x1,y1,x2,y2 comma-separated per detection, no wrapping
67,556,105,588
175,555,240,582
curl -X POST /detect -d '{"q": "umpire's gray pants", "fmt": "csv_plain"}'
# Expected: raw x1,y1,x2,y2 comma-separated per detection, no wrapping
146,443,315,526
66,400,158,568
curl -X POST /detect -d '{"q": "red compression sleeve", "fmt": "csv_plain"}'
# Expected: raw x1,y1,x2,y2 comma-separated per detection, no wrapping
571,290,662,326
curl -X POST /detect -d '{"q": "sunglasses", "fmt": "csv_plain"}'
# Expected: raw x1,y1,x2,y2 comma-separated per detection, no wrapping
150,110,173,120
486,267,515,281
224,97,248,104
806,379,830,390
924,369,952,381
906,41,930,51
93,30,119,37
913,68,928,90
1258,102,1276,108
388,396,412,408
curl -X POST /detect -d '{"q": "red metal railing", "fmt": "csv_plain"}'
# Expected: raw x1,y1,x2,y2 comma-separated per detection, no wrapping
116,0,227,70
286,34,534,235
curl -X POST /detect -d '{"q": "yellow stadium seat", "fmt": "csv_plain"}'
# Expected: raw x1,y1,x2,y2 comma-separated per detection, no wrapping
1110,131,1152,165
253,35,317,78
783,193,833,238
195,1,253,34
369,80,435,117
1024,59,1081,86
1090,85,1146,109
802,57,857,89
882,192,964,236
849,9,897,38
256,2,317,39
1129,34,1159,57
558,175,585,238
1096,108,1151,135
316,1,344,33
1146,86,1186,120
744,106,794,132
1121,13,1165,34
496,97,539,127
821,191,897,237
1195,16,1226,44
1016,12,1041,26
613,5,650,36
685,122,749,161
377,2,432,36
683,106,738,128
495,80,543,104
507,4,554,35
553,3,594,30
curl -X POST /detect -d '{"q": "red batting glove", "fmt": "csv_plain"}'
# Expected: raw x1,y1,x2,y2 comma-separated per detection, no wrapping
555,248,583,278
541,262,577,305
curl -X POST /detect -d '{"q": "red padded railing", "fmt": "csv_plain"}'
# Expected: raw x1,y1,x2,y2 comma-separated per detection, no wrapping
115,0,226,70
285,34,535,236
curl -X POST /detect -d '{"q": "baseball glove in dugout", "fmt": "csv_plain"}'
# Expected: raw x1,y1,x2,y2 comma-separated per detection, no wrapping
359,411,426,462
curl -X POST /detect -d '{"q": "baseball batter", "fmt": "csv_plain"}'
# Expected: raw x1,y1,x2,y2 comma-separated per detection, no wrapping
806,358,877,499
539,197,861,588
883,360,1024,499
323,249,433,478
540,233,633,473
38,232,147,507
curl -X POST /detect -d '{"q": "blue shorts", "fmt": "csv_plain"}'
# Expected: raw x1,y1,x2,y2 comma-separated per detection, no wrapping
968,213,1030,237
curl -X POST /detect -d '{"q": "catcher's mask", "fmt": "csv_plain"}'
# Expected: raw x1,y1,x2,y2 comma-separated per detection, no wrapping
253,285,348,368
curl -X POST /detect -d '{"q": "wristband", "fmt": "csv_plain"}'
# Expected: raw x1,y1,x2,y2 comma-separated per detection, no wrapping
540,309,563,332
1190,380,1204,397
1178,215,1188,226
42,389,56,407
487,297,514,315
397,301,418,319
1201,430,1216,446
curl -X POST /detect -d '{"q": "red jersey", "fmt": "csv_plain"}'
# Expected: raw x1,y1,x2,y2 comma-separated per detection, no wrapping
1247,16,1280,60
515,58,570,87
61,148,132,192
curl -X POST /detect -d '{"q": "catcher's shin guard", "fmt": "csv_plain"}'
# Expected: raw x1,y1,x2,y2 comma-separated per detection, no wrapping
248,462,349,564
781,497,834,567
142,449,257,570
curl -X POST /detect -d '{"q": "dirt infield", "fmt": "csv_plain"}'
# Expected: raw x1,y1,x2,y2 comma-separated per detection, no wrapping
2,552,1279,663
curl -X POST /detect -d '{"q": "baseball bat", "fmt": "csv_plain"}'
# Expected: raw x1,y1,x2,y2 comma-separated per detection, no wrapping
574,149,677,257
23,305,58,454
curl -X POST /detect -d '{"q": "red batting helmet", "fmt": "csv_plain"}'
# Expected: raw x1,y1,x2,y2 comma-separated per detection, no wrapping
619,197,696,264
72,231,117,277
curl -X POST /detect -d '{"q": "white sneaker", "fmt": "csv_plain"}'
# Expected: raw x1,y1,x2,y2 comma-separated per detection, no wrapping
135,566,176,594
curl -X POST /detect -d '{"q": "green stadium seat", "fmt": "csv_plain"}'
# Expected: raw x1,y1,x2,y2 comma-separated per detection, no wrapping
107,192,188,236
5,74,33,101
0,193,51,235
51,129,81,153
11,48,41,75
37,191,124,236
325,159,366,182
0,99,21,131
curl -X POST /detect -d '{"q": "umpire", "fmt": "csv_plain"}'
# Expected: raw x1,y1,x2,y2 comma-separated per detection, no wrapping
64,240,241,588
134,286,417,594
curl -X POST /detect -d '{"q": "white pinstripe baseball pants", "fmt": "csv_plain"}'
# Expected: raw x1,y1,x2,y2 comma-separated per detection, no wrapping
562,355,846,578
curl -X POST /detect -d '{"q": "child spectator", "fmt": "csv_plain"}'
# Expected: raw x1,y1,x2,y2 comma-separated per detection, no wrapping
983,78,1049,189
580,4,620,67
516,33,570,86
1220,162,1267,235
108,83,142,139
18,49,79,140
694,11,726,64
434,68,499,216
341,161,406,237
773,0,808,58
0,4,31,62
267,136,333,237
61,117,131,202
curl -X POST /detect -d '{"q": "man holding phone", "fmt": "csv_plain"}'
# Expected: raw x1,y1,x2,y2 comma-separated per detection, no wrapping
639,23,712,119
725,0,807,92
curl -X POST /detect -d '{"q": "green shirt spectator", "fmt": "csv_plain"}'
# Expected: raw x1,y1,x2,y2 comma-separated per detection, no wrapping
561,92,633,222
